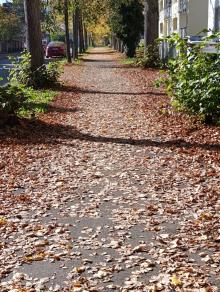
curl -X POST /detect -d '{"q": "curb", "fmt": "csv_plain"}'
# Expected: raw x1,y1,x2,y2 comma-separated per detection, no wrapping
0,53,20,60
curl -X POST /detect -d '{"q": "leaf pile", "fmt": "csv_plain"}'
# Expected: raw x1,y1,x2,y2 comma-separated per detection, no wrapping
0,48,219,291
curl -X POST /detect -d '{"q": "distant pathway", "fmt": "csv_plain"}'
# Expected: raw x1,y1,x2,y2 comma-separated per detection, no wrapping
0,48,219,291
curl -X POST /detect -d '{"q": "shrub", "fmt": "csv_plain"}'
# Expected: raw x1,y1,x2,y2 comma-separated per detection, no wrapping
135,44,162,68
9,51,62,88
0,84,29,125
0,83,57,126
159,33,220,124
0,51,61,126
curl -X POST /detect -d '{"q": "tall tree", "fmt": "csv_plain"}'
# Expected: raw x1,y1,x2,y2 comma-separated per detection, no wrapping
79,10,85,53
84,24,88,50
0,6,22,42
108,0,144,57
64,0,72,63
144,0,159,50
73,6,80,59
24,0,44,71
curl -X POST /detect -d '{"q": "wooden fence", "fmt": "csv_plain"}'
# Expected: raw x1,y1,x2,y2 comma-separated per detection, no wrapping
0,40,24,53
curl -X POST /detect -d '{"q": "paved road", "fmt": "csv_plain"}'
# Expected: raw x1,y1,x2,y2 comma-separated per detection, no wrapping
0,48,219,291
0,55,15,86
0,58,11,86
0,54,60,86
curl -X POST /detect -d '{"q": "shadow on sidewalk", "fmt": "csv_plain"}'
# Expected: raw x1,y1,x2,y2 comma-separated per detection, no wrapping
85,51,116,55
81,58,115,63
27,103,80,114
1,119,219,152
56,85,165,97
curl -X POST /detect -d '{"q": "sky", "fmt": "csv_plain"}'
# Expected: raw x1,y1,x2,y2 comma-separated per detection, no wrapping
0,0,11,4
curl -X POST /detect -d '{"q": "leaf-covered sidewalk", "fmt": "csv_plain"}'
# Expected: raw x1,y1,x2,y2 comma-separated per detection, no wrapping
0,48,219,291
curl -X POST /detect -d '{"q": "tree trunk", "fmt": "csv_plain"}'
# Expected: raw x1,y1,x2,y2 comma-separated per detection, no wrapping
72,12,76,58
84,24,88,51
24,0,44,71
113,37,117,50
64,0,72,63
79,11,85,53
126,42,136,58
119,40,124,53
144,0,159,50
73,7,79,59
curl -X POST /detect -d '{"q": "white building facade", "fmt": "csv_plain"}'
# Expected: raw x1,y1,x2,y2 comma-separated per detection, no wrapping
159,0,220,38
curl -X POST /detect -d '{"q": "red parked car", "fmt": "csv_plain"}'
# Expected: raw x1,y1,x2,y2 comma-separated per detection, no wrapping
45,41,66,58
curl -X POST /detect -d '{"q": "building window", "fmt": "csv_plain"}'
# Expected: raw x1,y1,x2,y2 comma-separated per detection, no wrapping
160,0,164,11
214,4,220,32
160,23,164,34
165,0,172,8
180,27,187,38
179,0,188,13
173,17,178,30
164,0,172,18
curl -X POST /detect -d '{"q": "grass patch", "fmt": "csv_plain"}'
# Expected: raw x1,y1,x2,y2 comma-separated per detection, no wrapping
74,59,82,65
120,57,136,66
19,88,57,118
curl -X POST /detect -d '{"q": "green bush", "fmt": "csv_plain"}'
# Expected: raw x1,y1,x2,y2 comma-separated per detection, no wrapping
160,33,220,124
0,84,29,125
0,51,61,126
0,83,56,126
135,44,162,68
20,87,56,117
9,51,62,88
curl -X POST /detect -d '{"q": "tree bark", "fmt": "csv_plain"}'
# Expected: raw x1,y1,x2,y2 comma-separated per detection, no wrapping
73,7,79,59
144,0,159,51
84,24,88,51
64,0,72,63
79,10,85,53
24,0,44,71
72,12,76,58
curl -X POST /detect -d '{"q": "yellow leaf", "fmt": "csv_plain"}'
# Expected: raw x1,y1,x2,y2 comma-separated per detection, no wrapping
74,266,85,273
199,212,213,221
73,281,81,288
25,252,46,262
34,252,46,261
170,275,182,286
150,285,158,292
0,217,7,226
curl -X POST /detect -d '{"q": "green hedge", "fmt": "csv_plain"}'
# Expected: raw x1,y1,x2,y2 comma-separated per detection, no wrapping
159,32,220,124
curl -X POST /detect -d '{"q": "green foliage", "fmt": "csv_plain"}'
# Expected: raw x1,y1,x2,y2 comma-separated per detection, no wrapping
9,52,62,88
0,51,60,126
108,0,144,57
0,6,22,41
120,57,135,66
51,31,66,42
0,84,27,116
135,44,162,68
19,87,56,118
160,33,220,124
0,82,56,126
120,42,162,68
